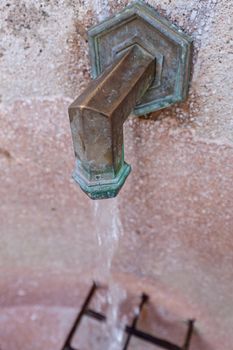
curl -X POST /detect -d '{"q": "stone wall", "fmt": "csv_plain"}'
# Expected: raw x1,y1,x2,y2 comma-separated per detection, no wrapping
0,0,232,349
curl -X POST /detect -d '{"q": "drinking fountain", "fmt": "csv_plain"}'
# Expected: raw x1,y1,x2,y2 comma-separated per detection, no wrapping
69,0,192,199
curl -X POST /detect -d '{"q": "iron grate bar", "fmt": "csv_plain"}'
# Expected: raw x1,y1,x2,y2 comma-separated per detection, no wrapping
182,320,195,350
125,326,181,350
122,293,148,350
61,282,98,350
85,309,106,322
61,282,195,350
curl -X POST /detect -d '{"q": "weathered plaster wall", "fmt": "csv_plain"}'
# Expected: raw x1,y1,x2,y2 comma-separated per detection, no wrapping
0,0,233,349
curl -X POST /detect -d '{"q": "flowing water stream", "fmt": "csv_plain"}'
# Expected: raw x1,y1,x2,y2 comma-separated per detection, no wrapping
92,199,127,349
79,2,129,347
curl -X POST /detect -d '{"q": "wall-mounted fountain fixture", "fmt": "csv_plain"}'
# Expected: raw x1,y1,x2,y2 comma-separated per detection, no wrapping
69,1,192,199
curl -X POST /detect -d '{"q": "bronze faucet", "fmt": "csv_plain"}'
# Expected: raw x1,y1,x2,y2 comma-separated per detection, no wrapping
69,1,192,199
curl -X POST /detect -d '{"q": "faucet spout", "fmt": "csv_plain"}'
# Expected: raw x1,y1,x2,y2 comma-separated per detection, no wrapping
69,45,156,199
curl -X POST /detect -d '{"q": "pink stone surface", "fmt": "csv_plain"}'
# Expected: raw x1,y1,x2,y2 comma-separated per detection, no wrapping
0,0,233,349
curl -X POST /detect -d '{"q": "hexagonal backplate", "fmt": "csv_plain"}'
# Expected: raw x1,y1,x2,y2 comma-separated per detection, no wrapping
88,1,193,116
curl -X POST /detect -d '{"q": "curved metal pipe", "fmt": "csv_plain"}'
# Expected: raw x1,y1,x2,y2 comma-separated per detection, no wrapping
69,45,155,199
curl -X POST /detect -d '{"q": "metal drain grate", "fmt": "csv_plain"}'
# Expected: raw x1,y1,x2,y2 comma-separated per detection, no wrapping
61,282,195,350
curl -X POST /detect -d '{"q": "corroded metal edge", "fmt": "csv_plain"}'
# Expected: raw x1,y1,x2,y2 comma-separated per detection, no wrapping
73,162,131,200
88,0,193,116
